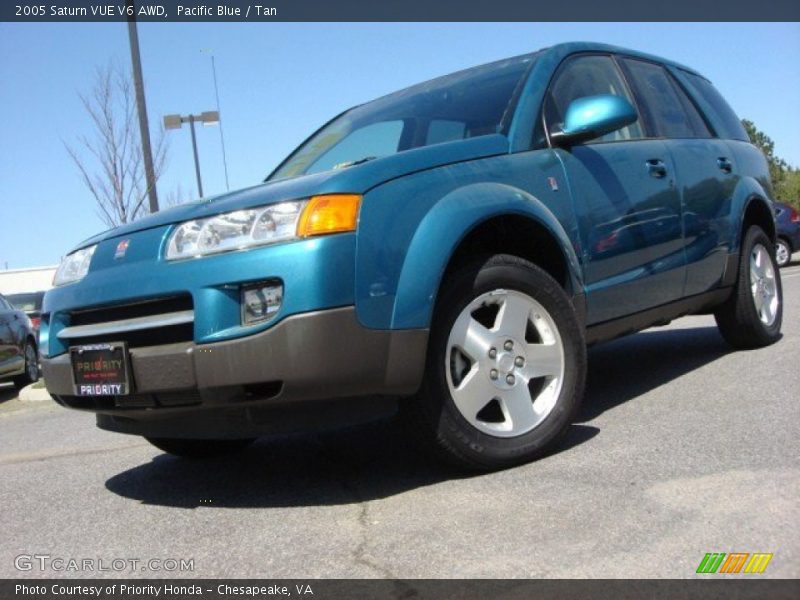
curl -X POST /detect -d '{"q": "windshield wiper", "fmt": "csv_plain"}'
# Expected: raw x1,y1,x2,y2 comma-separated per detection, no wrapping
332,156,377,170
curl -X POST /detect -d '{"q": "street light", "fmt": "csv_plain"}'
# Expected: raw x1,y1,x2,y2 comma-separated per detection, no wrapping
163,111,220,198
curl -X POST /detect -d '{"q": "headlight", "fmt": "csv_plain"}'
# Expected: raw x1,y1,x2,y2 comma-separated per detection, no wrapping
165,194,361,261
53,245,97,286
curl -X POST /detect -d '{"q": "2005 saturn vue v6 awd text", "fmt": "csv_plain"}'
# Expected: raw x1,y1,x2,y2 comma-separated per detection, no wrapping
42,43,783,469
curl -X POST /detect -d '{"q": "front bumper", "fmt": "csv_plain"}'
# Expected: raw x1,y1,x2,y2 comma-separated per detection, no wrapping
42,231,358,356
42,306,428,438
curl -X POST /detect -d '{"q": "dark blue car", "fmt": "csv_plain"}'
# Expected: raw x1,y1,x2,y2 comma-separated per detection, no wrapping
42,43,783,469
775,202,800,267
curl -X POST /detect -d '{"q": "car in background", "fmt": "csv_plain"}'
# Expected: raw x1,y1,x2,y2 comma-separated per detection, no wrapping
7,291,45,336
774,202,800,267
0,293,39,389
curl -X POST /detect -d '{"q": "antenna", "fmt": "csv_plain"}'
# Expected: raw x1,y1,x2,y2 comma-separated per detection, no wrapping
201,49,231,191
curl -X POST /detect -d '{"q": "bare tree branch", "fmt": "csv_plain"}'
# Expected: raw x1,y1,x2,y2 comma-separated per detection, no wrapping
163,183,192,209
64,62,169,228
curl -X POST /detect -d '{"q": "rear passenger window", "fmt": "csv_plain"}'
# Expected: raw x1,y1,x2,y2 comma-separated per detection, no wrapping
621,59,710,139
544,55,644,143
676,71,749,141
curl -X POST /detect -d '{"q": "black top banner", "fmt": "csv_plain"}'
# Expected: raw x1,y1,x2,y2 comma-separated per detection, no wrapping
3,0,800,22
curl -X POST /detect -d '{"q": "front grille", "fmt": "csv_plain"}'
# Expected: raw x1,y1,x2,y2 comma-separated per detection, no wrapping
64,323,194,347
69,294,193,326
61,294,194,348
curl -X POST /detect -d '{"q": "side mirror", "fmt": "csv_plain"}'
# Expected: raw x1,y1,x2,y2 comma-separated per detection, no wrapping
549,94,638,147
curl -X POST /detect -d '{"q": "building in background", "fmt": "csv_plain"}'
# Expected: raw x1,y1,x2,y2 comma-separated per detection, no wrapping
0,266,57,295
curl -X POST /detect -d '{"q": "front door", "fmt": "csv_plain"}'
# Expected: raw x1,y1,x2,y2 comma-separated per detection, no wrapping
544,54,685,324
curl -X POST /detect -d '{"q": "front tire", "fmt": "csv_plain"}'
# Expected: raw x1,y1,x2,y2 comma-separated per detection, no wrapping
714,226,782,349
13,339,39,390
146,437,256,459
775,238,791,268
406,254,586,471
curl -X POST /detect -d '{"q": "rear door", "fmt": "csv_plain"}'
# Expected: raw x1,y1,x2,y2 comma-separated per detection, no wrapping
544,54,685,324
620,58,736,296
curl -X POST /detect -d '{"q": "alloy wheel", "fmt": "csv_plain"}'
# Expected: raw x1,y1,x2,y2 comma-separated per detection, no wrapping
750,243,779,326
775,240,790,267
445,289,565,438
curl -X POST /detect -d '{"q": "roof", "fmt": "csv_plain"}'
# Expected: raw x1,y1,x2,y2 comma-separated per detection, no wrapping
543,42,703,77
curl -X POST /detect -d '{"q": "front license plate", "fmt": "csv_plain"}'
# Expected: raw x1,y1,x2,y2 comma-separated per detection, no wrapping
70,343,131,396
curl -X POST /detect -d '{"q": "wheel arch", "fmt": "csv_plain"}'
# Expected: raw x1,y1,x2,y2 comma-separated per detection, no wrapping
390,183,583,330
730,176,776,252
442,215,573,293
742,196,777,244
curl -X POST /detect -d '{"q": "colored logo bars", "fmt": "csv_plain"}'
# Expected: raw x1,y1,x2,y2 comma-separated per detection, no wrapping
696,552,773,574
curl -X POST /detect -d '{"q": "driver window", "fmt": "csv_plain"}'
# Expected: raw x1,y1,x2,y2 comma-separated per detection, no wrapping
545,55,643,143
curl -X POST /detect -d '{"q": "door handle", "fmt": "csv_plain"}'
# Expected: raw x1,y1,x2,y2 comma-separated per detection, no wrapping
717,157,733,174
646,159,667,178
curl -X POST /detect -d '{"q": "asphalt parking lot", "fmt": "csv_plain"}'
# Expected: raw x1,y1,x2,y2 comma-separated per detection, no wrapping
2,263,798,579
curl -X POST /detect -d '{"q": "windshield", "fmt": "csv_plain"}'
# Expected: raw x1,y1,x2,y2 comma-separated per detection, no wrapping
7,292,43,312
269,53,537,181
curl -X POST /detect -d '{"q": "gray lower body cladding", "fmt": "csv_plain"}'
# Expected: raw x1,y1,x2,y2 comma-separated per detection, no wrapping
42,307,428,438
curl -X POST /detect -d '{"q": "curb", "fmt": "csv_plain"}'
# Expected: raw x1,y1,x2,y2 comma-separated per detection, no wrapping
18,383,52,402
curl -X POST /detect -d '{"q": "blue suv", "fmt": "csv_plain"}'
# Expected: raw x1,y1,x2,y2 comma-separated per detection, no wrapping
42,43,782,469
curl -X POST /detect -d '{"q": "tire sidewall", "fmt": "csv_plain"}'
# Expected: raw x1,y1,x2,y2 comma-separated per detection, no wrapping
14,339,38,389
25,340,38,382
423,255,586,466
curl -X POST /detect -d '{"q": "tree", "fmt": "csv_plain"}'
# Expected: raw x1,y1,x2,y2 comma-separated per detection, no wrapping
778,169,800,210
742,119,799,209
66,63,168,227
163,182,192,208
742,119,786,190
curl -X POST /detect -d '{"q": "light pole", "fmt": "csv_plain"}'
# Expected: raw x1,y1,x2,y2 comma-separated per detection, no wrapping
163,111,219,198
126,2,159,212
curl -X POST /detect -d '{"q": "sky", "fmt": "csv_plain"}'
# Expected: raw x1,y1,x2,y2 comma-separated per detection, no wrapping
1,22,799,270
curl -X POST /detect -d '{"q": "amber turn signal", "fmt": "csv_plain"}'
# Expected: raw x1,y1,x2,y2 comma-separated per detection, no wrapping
297,194,362,237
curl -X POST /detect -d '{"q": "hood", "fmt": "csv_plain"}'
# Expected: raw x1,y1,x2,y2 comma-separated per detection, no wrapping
70,134,509,251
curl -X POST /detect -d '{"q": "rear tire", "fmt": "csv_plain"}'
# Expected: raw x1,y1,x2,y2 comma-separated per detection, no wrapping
146,437,256,459
405,254,586,471
13,339,39,390
775,238,791,268
714,226,782,349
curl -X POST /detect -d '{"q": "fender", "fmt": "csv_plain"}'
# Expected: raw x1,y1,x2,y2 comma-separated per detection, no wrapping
726,140,776,250
729,176,775,251
389,182,583,330
719,175,773,287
